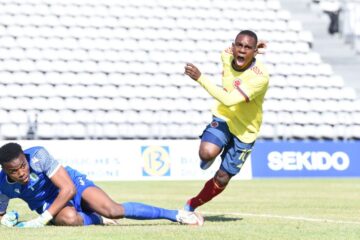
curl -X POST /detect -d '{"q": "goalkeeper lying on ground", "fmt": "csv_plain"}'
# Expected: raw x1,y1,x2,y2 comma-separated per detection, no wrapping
0,142,203,228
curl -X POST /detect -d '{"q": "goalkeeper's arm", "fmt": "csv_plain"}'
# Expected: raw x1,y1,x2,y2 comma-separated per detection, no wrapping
45,166,76,218
17,166,76,228
1,210,19,227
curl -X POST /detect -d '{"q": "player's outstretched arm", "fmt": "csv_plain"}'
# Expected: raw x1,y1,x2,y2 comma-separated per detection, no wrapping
0,210,19,227
0,195,18,227
17,166,76,228
184,63,247,106
16,211,52,228
184,63,201,81
45,166,76,217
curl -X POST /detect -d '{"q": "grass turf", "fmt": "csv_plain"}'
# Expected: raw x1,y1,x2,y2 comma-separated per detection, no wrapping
1,179,359,240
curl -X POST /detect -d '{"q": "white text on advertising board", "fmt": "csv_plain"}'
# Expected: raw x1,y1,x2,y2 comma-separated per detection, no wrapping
267,151,350,171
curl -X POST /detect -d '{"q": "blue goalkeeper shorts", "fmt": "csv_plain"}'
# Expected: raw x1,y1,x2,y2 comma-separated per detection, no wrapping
200,117,254,176
39,166,96,214
65,166,97,212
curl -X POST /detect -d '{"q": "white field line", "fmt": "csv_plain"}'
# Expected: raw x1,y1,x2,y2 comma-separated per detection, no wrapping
203,211,360,225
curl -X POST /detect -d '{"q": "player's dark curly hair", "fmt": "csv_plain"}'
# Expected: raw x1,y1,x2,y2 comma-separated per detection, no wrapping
237,30,258,46
0,142,23,165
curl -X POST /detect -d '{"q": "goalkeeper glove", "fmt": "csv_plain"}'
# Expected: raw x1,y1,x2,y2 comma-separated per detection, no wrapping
1,210,19,227
16,210,52,228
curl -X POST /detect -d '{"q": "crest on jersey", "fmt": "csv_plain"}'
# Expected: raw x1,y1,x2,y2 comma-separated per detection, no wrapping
233,79,241,87
30,173,39,182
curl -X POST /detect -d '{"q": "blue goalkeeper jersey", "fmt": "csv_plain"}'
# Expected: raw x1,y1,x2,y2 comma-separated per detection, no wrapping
0,146,61,214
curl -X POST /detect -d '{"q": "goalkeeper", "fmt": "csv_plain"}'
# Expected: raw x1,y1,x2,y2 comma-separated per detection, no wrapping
0,142,203,228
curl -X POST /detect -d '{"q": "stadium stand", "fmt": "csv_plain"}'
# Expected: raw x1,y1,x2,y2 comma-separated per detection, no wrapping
0,0,358,140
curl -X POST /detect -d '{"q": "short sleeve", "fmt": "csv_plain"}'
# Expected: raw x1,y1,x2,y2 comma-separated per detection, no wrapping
0,194,9,214
31,148,61,178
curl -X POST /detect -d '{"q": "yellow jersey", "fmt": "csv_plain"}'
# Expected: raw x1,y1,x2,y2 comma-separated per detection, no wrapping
197,49,269,143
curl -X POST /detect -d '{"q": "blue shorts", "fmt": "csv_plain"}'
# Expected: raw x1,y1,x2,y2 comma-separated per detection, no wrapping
65,166,96,212
36,166,96,214
201,117,254,176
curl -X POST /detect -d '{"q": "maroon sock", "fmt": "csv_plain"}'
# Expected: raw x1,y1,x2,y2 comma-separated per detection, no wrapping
188,178,225,209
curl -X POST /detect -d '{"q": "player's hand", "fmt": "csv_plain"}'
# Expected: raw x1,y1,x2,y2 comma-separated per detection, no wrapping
256,40,267,54
16,210,52,228
184,63,201,81
1,210,19,227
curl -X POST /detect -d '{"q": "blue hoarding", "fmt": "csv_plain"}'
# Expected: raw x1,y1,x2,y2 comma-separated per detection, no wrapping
251,141,360,178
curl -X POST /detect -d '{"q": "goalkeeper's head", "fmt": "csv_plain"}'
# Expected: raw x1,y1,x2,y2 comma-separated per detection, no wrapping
0,142,30,184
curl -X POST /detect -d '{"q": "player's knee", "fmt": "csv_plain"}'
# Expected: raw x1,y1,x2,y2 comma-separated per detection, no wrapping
199,147,217,162
214,171,231,188
55,211,82,226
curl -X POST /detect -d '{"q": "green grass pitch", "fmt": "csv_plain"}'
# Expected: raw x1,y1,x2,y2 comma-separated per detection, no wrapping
1,179,359,240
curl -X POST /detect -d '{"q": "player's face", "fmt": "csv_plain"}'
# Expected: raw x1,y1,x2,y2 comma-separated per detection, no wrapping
2,154,30,184
232,34,257,71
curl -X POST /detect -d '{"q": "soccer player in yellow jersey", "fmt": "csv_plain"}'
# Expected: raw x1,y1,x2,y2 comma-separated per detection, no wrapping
184,30,269,211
